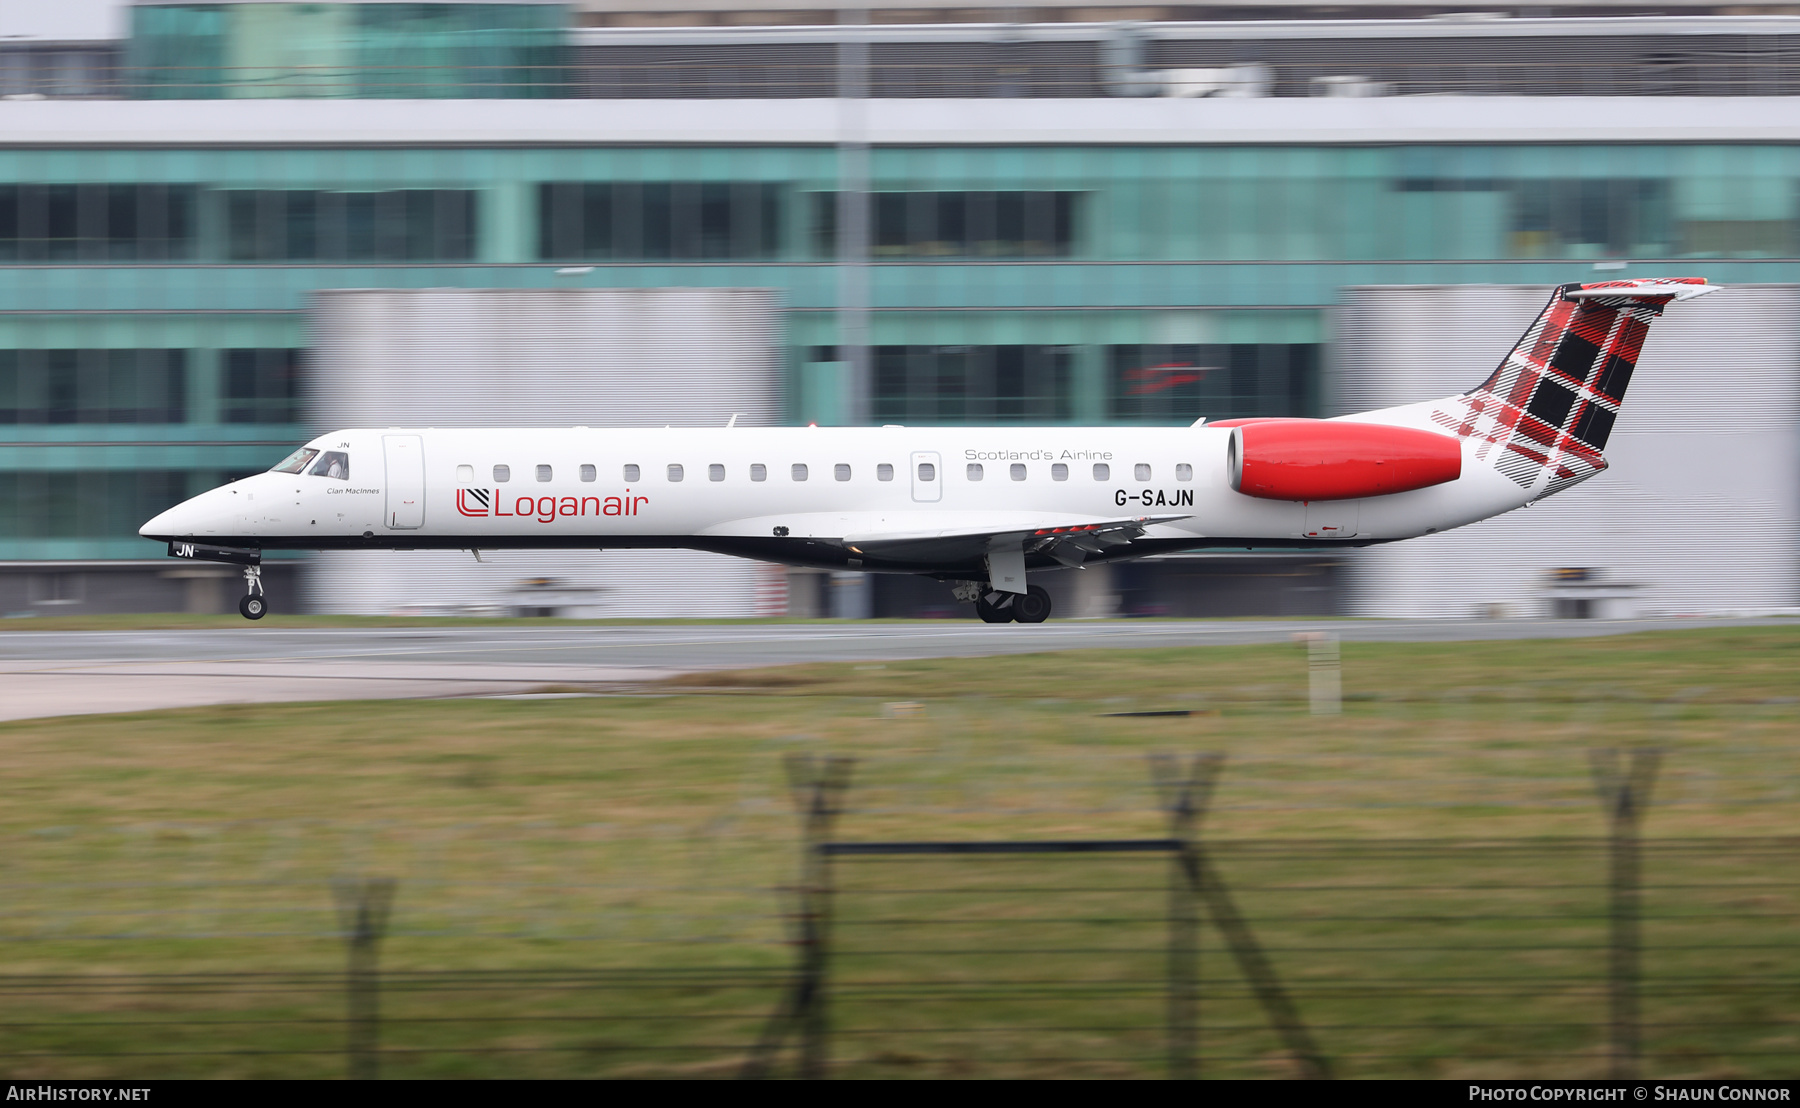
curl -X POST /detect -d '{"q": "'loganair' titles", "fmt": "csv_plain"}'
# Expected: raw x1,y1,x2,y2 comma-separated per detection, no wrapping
456,487,649,521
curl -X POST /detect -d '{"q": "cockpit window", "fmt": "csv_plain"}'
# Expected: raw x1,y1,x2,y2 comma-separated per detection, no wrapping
270,447,319,475
308,451,349,480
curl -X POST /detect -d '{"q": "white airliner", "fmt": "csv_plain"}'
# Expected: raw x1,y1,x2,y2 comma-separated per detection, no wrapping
143,278,1714,622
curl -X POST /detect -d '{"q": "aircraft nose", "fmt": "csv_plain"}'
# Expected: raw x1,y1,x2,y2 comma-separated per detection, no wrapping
141,496,201,539
140,505,179,538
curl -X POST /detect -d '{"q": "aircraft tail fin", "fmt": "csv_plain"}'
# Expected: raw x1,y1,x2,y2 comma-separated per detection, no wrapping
1431,277,1716,497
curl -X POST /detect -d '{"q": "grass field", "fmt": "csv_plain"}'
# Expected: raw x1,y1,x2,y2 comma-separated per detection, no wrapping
0,626,1795,1078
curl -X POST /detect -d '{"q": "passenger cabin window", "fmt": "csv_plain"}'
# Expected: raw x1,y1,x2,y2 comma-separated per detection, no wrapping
835,464,851,482
270,447,318,475
967,463,983,481
751,464,767,482
918,462,935,481
792,464,808,481
668,464,684,482
579,464,596,482
1052,463,1068,481
1135,463,1151,481
709,464,725,482
877,463,894,481
1176,463,1193,482
494,464,511,483
536,465,552,482
1010,463,1026,481
624,464,639,482
309,451,350,480
457,464,474,482
1092,463,1109,481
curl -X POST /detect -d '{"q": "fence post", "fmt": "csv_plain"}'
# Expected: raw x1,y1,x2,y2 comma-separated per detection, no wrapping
1151,753,1223,1080
332,876,397,1081
742,753,854,1079
1589,747,1660,1081
1160,753,1333,1080
795,754,852,1078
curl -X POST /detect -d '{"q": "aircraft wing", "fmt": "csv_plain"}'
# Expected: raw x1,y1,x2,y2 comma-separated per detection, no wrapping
699,511,1192,566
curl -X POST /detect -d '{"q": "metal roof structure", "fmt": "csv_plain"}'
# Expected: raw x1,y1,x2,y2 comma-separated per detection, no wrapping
6,95,1800,145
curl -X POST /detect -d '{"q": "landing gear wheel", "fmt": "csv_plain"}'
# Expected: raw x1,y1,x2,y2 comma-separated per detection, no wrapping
238,564,266,620
975,593,1014,624
1012,585,1053,624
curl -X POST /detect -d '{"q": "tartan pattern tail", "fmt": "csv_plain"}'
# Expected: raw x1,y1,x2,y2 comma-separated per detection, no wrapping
1430,278,1712,495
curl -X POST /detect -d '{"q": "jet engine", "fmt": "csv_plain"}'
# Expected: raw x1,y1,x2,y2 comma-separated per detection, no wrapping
1222,419,1462,502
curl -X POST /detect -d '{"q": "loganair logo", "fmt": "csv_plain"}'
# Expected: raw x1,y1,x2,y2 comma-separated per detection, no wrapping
456,487,649,522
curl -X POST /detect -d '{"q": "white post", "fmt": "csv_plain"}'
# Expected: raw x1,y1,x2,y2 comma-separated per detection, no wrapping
1294,631,1342,716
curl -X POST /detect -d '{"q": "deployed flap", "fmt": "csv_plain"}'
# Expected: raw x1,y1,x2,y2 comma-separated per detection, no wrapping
847,514,1182,546
699,510,1190,566
700,510,1186,542
851,514,1187,567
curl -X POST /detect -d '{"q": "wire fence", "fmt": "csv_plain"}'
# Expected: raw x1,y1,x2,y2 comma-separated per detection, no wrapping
791,839,1799,1079
0,835,1792,1078
0,736,1793,1079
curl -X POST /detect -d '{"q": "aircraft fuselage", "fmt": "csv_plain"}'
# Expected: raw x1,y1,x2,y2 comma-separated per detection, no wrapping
142,418,1528,580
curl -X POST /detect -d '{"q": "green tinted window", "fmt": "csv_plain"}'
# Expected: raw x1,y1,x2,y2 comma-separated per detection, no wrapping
0,350,187,425
129,3,567,99
0,185,197,262
1108,344,1319,423
0,471,194,540
872,345,1074,423
222,349,303,424
538,182,782,261
223,190,477,261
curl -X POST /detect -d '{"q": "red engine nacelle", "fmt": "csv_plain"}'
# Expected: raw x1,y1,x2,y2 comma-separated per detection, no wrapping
1225,419,1462,502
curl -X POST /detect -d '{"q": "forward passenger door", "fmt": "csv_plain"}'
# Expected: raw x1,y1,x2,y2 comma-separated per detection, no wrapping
383,435,425,529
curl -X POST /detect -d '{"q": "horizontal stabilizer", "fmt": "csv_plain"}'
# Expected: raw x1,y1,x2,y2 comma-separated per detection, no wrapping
1562,279,1718,305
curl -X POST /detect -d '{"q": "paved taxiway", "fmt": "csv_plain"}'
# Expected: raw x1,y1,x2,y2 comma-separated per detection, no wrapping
0,615,1790,723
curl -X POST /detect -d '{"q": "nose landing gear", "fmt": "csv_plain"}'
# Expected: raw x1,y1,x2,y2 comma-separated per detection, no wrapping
238,565,267,620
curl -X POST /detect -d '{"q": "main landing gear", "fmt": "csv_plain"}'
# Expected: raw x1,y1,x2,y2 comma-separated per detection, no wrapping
974,585,1053,625
238,565,267,620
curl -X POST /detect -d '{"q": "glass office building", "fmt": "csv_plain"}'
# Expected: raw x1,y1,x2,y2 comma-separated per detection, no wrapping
128,2,568,99
3,7,1798,611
